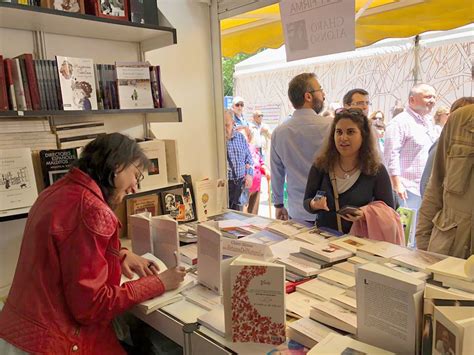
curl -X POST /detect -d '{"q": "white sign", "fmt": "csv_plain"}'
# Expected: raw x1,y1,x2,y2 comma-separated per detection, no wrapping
280,0,355,61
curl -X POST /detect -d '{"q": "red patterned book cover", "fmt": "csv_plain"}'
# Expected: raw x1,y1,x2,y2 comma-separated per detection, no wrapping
229,263,286,345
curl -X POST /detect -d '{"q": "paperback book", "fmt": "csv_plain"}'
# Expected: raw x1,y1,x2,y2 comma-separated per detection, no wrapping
39,148,78,189
115,61,154,109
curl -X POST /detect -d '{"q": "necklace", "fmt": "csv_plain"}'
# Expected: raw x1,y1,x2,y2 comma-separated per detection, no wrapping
338,160,357,179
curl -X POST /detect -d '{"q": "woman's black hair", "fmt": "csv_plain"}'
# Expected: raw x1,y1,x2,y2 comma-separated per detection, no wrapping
72,133,149,206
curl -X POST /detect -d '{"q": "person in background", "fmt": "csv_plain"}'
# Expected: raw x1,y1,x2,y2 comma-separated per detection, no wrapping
0,133,186,354
420,97,474,197
416,103,473,259
373,119,386,155
271,72,332,222
225,110,253,211
250,110,271,161
433,106,449,136
247,142,270,215
369,110,385,124
343,88,370,116
231,96,252,139
384,83,438,246
303,108,394,234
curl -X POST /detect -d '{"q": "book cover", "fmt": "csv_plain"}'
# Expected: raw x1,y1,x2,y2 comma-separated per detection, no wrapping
115,61,154,109
33,59,48,110
129,212,153,256
160,186,196,223
39,148,78,188
137,140,168,190
41,0,85,13
300,243,353,263
225,256,286,345
433,306,474,355
286,291,324,319
163,139,180,183
0,148,38,212
193,178,227,221
391,249,447,273
287,317,336,349
16,57,32,110
427,257,473,282
129,0,145,24
126,192,159,238
17,54,41,110
296,279,345,302
197,223,223,294
85,0,128,21
356,240,407,262
151,215,179,269
56,56,98,110
310,301,357,334
329,235,375,253
149,65,161,108
267,220,308,238
0,56,9,110
318,269,356,289
10,58,27,110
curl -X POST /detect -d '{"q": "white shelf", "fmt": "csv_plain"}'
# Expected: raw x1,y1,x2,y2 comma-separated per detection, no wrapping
0,3,176,51
0,206,30,221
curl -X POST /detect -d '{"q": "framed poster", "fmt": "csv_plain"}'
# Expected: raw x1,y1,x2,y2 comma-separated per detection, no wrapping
85,0,129,21
41,0,85,14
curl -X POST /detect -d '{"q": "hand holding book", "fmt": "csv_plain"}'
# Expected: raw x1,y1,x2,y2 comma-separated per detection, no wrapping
120,249,161,279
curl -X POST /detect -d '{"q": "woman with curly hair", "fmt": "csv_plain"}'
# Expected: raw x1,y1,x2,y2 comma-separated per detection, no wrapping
303,108,394,233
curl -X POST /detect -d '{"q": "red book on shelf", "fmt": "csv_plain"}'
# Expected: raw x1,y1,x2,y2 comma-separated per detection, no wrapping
17,54,41,110
0,56,9,111
3,58,17,110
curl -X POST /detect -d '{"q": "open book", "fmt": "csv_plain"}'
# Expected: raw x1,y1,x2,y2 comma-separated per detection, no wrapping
120,253,195,315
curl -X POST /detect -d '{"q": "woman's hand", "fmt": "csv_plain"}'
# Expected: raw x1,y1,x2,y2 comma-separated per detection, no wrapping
121,250,160,279
340,208,365,222
158,267,186,291
310,196,329,211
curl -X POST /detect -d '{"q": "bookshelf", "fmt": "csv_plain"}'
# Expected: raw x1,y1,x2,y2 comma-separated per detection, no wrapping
0,4,182,221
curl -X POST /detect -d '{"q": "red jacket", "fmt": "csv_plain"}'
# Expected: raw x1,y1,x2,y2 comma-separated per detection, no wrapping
0,168,165,354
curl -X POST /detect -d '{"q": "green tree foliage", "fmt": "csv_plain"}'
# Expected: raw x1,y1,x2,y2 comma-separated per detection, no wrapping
222,53,255,97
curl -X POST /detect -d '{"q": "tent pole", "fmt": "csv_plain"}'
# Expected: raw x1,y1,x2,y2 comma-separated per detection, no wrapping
413,35,421,84
355,0,375,22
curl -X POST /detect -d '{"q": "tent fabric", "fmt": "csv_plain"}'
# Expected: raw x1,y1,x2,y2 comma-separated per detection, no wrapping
221,0,474,58
233,25,472,127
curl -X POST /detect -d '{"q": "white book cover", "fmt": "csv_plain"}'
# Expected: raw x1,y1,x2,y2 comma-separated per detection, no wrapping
0,148,38,212
424,283,474,302
56,56,98,110
318,269,356,289
115,62,154,109
296,279,345,301
308,333,395,354
129,212,153,256
151,215,179,269
310,301,357,334
138,140,168,190
300,243,353,263
330,293,357,312
427,257,473,282
277,258,321,277
244,216,273,229
384,262,430,280
223,256,286,345
390,248,447,272
218,219,249,230
240,229,286,246
161,299,208,324
286,291,323,319
329,235,375,253
332,261,356,275
269,239,310,260
267,220,309,237
347,255,371,265
193,178,227,221
434,274,474,293
182,284,222,311
356,262,425,354
356,241,407,262
197,304,226,338
293,227,338,245
197,223,223,295
433,306,474,355
287,317,337,349
11,59,27,110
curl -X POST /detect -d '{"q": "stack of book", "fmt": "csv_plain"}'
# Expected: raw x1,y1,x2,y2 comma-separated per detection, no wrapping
53,120,105,149
0,119,56,150
287,317,338,349
307,333,395,354
427,257,474,293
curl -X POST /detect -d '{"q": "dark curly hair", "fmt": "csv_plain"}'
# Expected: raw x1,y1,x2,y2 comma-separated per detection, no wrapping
72,133,149,207
73,81,93,98
315,108,381,176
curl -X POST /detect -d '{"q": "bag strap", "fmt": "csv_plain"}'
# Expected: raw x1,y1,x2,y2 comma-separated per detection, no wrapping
330,170,343,232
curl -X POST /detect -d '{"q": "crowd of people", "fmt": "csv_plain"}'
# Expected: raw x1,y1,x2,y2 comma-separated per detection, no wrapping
226,72,473,259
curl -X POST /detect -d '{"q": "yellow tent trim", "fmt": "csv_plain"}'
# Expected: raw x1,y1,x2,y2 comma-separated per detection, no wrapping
221,0,474,58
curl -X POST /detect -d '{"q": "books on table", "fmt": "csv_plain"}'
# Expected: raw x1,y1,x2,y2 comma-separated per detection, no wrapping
390,248,447,272
180,243,197,266
287,317,338,349
276,257,324,277
384,262,431,280
356,240,407,262
293,227,338,245
332,261,355,275
296,278,345,302
151,215,180,269
115,61,154,109
182,284,222,311
267,220,309,238
433,274,474,293
120,253,195,315
285,291,323,319
309,301,357,334
318,269,355,289
307,333,395,354
300,243,353,263
330,293,357,312
329,235,375,253
197,223,223,295
223,256,286,345
197,304,226,338
239,229,286,246
356,262,425,354
56,56,98,110
427,257,474,282
433,306,474,355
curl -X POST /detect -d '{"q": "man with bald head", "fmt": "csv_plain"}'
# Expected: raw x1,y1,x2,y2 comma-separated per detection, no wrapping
384,84,438,245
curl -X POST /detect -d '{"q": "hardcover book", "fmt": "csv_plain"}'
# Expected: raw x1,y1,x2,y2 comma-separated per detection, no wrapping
0,148,38,212
223,256,286,345
56,56,98,110
433,306,474,355
193,178,227,221
125,190,159,226
115,61,154,109
138,140,168,190
39,148,78,189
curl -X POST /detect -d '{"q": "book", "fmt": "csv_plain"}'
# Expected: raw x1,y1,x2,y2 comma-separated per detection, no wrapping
180,243,197,266
16,54,41,110
56,56,98,110
160,186,196,223
197,304,226,338
129,211,153,255
115,61,154,109
269,239,310,260
39,148,78,189
182,284,222,311
197,223,223,295
3,59,17,110
296,279,345,302
309,301,357,334
332,261,355,275
356,262,425,354
151,215,179,269
390,248,447,273
126,194,159,239
223,256,286,345
330,293,357,312
384,262,431,280
193,178,227,221
120,253,195,315
138,140,168,190
277,257,325,277
287,317,337,349
267,220,309,238
433,274,474,293
16,57,32,110
307,333,395,354
240,229,286,246
300,243,353,263
288,252,337,270
317,269,356,289
286,291,323,319
0,56,9,110
427,257,473,282
329,235,375,253
433,306,474,355
0,148,38,212
356,240,407,262
163,139,180,183
10,58,27,110
347,255,370,265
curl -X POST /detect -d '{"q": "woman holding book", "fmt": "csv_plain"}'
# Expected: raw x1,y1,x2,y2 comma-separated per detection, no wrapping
303,108,394,234
0,133,185,354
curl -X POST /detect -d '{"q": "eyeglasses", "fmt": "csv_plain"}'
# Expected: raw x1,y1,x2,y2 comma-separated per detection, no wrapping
335,108,365,117
234,103,244,107
257,114,264,117
132,163,145,183
308,88,324,94
350,101,371,107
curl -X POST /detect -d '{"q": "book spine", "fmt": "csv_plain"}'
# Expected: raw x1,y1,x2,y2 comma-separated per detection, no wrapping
39,60,52,110
17,57,32,110
149,66,160,108
21,54,41,110
94,64,104,110
34,60,47,111
43,60,55,111
110,64,119,109
99,64,109,110
155,65,163,108
11,58,27,110
51,61,63,110
3,59,17,110
58,133,103,143
0,56,9,111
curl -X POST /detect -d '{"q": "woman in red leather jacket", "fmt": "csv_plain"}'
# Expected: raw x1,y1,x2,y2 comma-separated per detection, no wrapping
0,133,186,354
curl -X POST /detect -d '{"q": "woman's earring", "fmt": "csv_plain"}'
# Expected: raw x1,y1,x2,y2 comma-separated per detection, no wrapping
114,173,117,177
